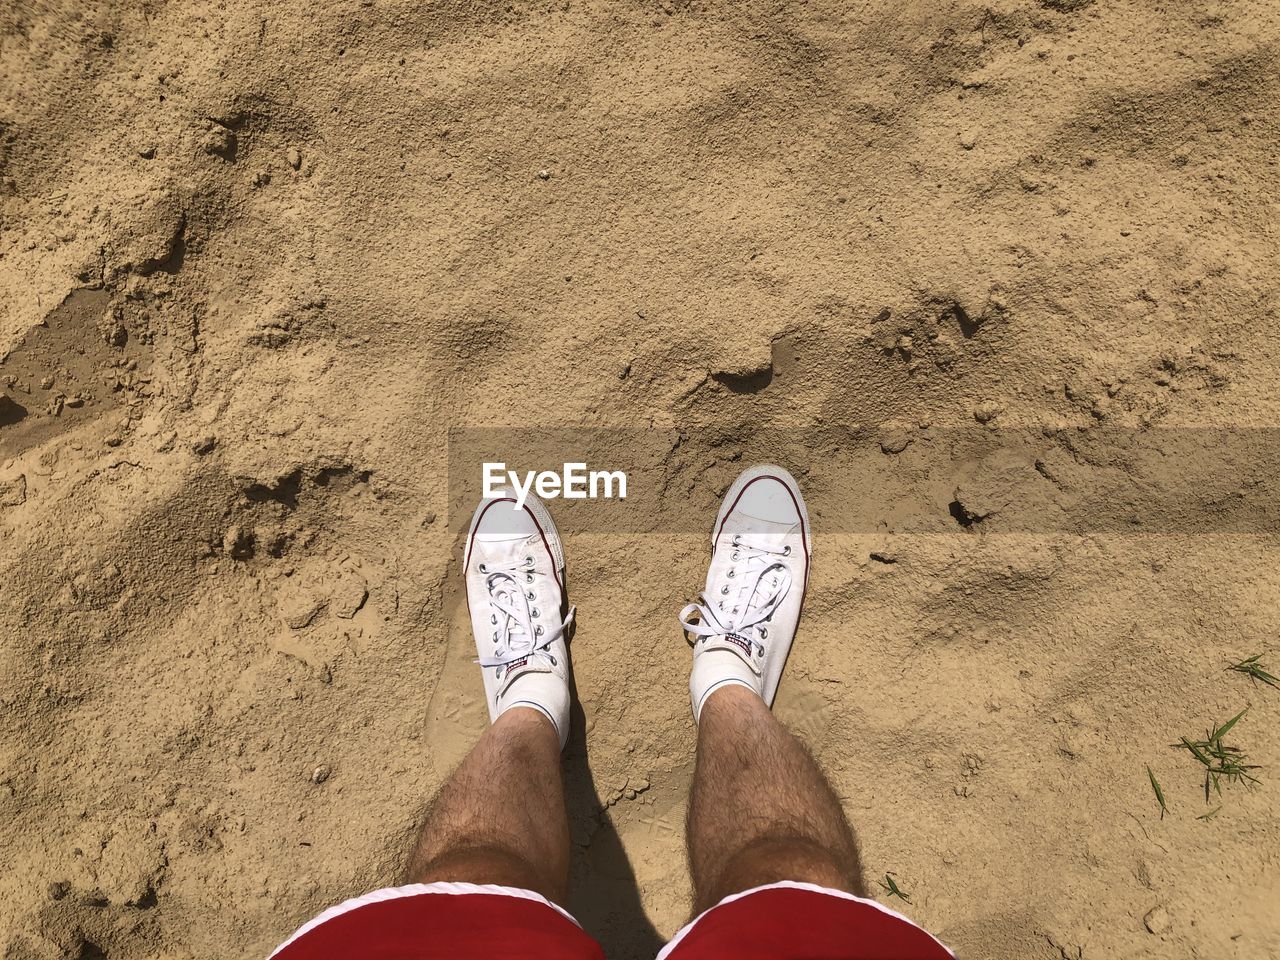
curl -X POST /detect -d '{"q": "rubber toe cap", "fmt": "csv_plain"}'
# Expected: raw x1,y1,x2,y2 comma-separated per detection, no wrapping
735,474,802,525
474,493,539,541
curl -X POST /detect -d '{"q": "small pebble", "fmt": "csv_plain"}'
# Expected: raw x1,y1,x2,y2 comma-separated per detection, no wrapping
973,400,1003,424
332,577,368,619
192,436,217,455
311,765,331,785
281,592,324,629
286,147,302,170
48,881,70,901
537,169,551,180
1144,905,1170,935
203,127,236,159
39,375,54,389
960,130,978,150
879,428,912,455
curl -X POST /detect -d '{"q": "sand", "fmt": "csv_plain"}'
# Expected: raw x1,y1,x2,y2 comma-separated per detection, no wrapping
2,0,1279,957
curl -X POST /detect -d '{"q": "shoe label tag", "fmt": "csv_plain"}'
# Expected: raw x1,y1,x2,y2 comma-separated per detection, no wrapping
724,632,753,656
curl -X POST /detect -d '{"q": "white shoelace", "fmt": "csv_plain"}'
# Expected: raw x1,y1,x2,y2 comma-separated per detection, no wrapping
680,534,793,656
474,555,573,678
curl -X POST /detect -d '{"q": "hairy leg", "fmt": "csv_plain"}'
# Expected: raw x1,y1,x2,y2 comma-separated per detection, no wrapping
405,707,570,905
686,685,865,913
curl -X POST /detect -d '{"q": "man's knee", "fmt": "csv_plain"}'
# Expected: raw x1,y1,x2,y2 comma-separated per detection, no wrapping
701,833,864,910
405,841,540,888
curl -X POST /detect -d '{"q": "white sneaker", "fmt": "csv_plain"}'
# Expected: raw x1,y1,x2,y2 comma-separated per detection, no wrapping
680,465,811,722
464,489,574,749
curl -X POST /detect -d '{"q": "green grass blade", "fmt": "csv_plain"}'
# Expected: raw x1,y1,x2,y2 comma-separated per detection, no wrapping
878,873,911,903
1213,708,1248,741
1227,654,1279,688
1147,766,1167,819
1179,738,1212,767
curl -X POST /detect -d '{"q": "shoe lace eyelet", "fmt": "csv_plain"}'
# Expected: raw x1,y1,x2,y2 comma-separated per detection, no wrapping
720,585,730,595
535,625,544,636
525,555,534,566
531,608,540,618
783,545,792,556
490,615,497,624
527,590,536,600
760,627,769,639
526,573,534,583
478,562,488,573
550,655,557,665
732,534,741,546
731,550,740,561
726,569,735,578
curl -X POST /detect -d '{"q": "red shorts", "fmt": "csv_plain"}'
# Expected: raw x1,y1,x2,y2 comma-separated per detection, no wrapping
270,880,954,959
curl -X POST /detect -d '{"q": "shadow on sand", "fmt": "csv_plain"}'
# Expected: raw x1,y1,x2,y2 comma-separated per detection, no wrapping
563,694,666,960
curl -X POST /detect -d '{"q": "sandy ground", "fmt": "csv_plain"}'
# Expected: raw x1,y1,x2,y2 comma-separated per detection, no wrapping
3,0,1280,957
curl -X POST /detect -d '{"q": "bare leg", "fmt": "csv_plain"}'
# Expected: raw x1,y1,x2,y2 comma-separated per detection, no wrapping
405,707,570,905
686,685,865,913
